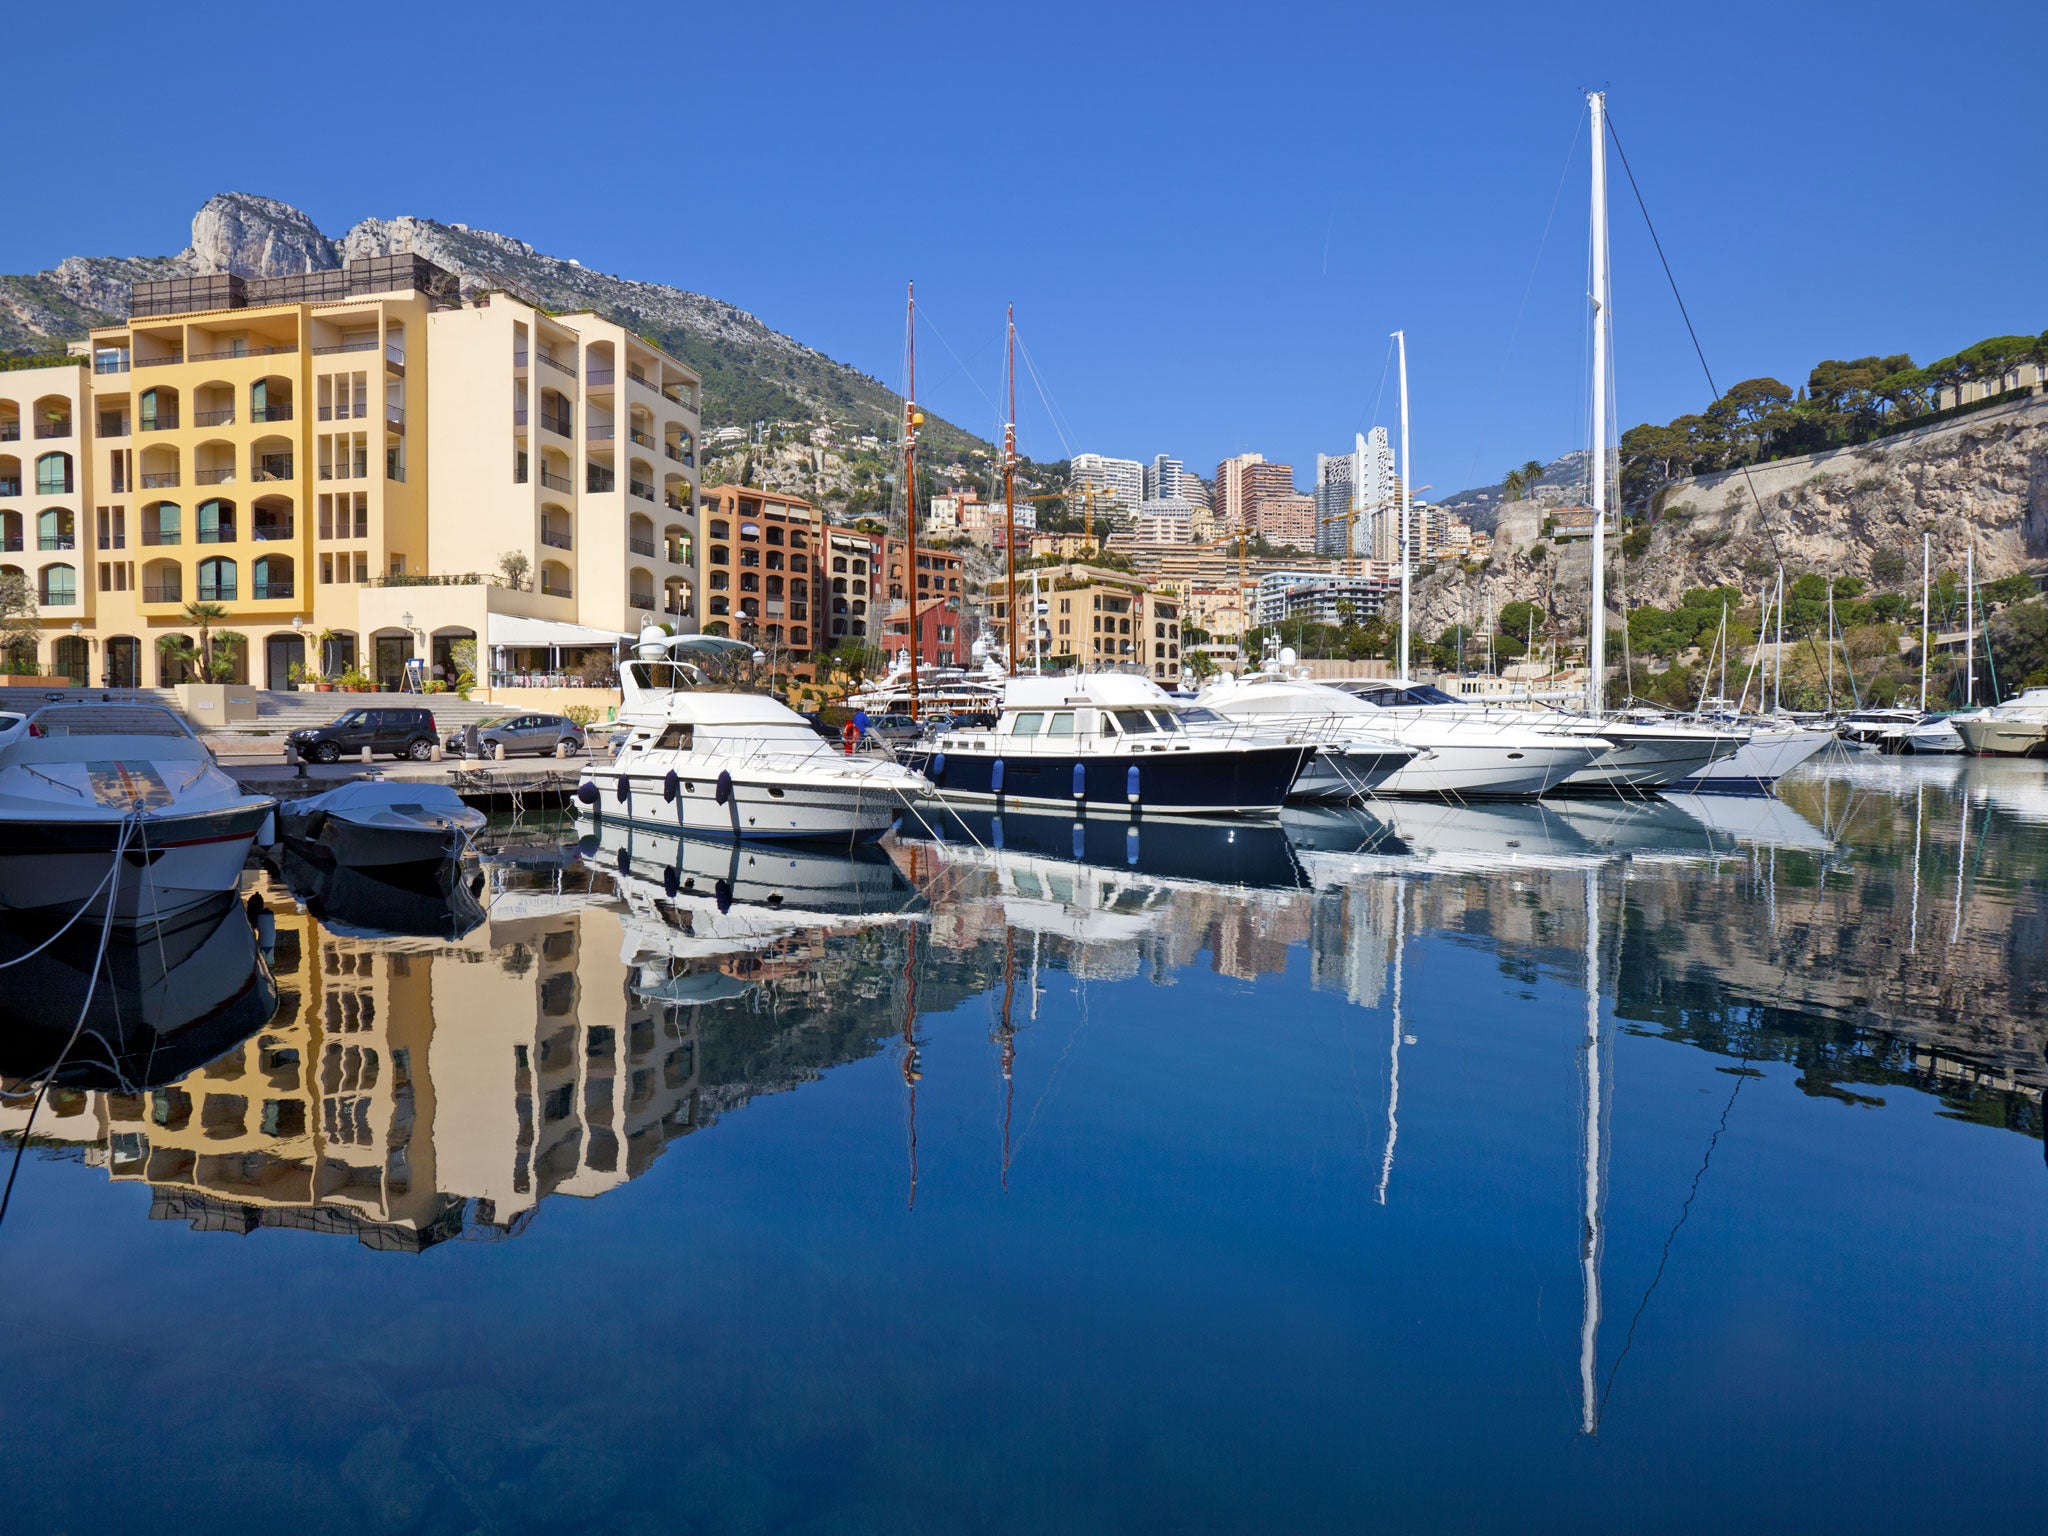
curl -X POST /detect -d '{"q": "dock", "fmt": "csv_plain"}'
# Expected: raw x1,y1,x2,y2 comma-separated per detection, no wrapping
222,757,584,810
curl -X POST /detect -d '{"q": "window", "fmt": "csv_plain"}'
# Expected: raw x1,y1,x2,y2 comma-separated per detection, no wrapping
198,556,236,602
1119,710,1158,734
1046,712,1075,737
39,564,76,605
35,453,72,495
1010,711,1044,737
37,509,74,551
655,724,694,751
197,499,233,544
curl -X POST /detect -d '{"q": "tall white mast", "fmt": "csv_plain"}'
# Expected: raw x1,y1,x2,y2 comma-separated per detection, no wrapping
1395,329,1411,681
1772,566,1784,716
1965,542,1976,705
1587,89,1610,719
1919,533,1931,711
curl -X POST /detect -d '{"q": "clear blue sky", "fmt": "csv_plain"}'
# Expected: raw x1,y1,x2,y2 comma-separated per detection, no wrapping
11,0,2042,495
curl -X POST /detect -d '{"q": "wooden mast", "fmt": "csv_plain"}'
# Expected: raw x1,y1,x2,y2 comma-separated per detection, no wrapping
1003,306,1019,676
903,282,924,714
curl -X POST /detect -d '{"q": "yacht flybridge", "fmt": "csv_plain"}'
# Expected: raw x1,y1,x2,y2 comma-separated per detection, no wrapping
577,628,935,844
0,701,275,922
906,673,1318,816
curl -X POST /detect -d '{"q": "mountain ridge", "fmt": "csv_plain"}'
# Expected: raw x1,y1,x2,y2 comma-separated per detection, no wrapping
0,192,983,455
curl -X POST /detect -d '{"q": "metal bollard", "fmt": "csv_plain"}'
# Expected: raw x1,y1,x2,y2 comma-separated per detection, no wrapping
431,743,444,762
360,745,372,764
494,742,508,762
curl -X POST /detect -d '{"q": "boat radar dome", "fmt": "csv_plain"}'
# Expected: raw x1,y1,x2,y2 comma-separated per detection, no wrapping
636,625,670,661
1279,646,1299,667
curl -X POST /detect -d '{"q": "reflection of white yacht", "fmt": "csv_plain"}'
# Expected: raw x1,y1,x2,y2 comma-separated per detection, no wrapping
1673,792,1833,852
582,818,925,1000
0,701,276,922
579,629,933,844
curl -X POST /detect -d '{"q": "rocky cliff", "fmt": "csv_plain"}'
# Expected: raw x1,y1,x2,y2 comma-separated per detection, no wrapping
1413,393,2048,636
1,193,982,454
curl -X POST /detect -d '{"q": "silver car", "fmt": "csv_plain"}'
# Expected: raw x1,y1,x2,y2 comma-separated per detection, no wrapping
447,713,588,758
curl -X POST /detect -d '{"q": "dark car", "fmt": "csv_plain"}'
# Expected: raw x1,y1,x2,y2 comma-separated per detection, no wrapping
289,706,439,764
445,713,588,759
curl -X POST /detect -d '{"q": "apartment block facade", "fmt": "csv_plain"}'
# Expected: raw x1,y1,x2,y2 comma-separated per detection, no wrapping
697,485,819,675
987,562,1181,680
0,256,702,691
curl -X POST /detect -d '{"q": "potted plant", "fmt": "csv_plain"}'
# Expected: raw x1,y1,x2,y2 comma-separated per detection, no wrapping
287,661,318,693
338,668,374,693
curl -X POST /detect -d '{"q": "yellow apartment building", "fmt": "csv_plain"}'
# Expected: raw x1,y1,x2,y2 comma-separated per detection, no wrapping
987,561,1182,679
0,254,702,691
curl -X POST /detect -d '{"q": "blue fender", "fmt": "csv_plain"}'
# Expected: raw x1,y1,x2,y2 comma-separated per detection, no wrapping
1126,824,1140,866
663,769,679,803
715,770,733,806
931,751,946,780
991,815,1004,850
1126,765,1140,804
991,758,1005,795
575,780,600,805
614,775,630,804
1071,820,1086,859
1071,761,1086,800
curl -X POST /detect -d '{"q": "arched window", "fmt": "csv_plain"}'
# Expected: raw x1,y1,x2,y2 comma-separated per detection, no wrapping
198,556,237,602
252,554,292,600
38,563,76,605
37,509,75,551
35,452,72,495
198,498,235,544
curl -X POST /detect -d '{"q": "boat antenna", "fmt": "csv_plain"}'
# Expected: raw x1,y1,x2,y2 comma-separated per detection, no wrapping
1003,307,1019,678
903,282,924,717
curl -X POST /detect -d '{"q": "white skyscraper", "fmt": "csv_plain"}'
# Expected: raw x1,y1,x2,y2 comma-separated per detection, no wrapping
1144,453,1198,502
1313,429,1398,558
1313,452,1353,557
1071,453,1145,520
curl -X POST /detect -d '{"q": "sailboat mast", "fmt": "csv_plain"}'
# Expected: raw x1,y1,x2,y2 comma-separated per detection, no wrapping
1965,541,1976,705
1395,329,1411,681
1587,89,1610,719
1003,306,1019,677
1827,580,1837,711
903,283,923,713
1772,566,1784,715
1919,533,1931,711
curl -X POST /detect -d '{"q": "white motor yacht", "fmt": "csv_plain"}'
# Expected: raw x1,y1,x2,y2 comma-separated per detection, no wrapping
0,701,275,923
1215,676,1606,798
1668,719,1835,790
1902,716,1966,754
907,672,1318,816
577,628,934,844
1952,688,2048,757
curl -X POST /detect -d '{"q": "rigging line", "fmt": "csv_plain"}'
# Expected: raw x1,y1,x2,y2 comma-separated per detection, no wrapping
1456,104,1587,496
910,299,1004,418
1013,333,1082,462
1603,109,1784,565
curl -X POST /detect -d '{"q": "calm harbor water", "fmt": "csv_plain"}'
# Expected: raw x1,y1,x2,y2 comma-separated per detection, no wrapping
1,757,2043,1533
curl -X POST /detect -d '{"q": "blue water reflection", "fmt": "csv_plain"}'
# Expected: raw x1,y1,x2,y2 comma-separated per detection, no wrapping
0,759,2042,1532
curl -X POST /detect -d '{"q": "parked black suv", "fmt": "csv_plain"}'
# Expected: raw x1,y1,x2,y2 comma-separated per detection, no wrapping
288,706,439,764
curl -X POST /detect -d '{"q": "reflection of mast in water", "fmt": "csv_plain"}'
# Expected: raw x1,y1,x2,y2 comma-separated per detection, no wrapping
1376,879,1408,1206
1951,792,1969,946
1909,782,1923,953
1579,866,1607,1437
900,856,924,1211
996,925,1017,1191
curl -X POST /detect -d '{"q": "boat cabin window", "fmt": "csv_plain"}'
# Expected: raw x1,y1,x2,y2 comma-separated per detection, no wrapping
1150,710,1182,733
654,723,694,751
1178,706,1225,725
1009,711,1044,737
1045,711,1075,737
1402,684,1459,706
624,660,696,691
1116,709,1158,734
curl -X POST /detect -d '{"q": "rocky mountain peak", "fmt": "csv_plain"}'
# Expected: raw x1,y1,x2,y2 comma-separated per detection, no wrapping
188,193,340,278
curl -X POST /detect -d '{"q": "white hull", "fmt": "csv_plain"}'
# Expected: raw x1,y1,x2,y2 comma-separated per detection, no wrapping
1955,717,2048,757
1374,739,1597,798
580,764,916,842
1565,733,1731,789
1674,727,1834,789
0,822,261,924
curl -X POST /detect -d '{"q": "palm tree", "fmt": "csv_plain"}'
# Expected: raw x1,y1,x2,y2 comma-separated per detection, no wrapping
158,601,240,682
1519,459,1545,493
1502,467,1525,501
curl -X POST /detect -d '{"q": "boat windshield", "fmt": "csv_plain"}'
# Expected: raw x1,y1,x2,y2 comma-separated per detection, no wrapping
623,660,698,692
1178,707,1226,725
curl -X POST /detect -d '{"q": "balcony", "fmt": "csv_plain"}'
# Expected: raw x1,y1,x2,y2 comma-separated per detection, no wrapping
197,524,236,545
513,350,529,369
191,344,296,361
39,535,75,552
99,421,130,438
251,404,292,424
536,353,576,379
542,529,573,550
140,413,180,432
629,429,654,449
586,423,614,441
586,367,615,387
539,468,573,493
141,472,181,489
385,404,405,431
539,413,573,437
312,339,378,357
94,357,130,375
586,467,615,494
385,345,405,370
252,460,294,483
629,480,656,502
540,577,572,598
143,583,182,602
134,355,184,369
1,479,23,497
251,522,294,543
34,420,72,439
194,408,235,427
665,446,694,467
252,580,294,600
1,536,19,552
629,536,656,557
0,426,16,442
513,408,529,428
194,469,234,485
141,530,180,547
